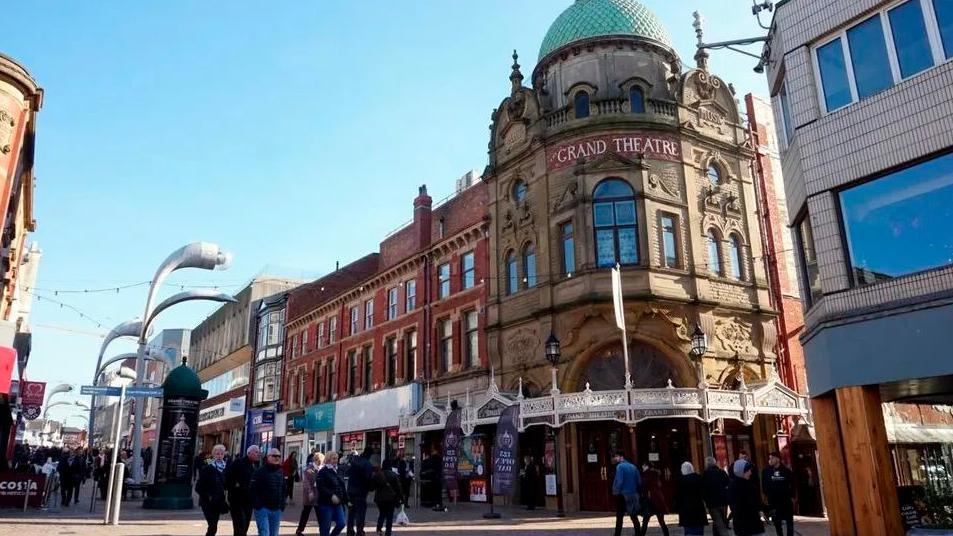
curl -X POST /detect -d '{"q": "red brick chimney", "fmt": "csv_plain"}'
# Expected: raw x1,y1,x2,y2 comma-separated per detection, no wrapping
413,184,433,249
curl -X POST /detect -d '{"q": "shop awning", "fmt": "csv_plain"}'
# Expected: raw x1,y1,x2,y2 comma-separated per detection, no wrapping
887,424,953,444
399,371,812,435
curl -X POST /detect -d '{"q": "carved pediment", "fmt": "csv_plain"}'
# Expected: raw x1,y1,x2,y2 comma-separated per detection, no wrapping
574,150,646,175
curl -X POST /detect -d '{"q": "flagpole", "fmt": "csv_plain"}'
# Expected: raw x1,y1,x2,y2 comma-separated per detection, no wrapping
612,264,633,389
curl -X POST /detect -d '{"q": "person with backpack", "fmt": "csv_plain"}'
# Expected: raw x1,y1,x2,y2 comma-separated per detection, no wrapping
373,459,405,536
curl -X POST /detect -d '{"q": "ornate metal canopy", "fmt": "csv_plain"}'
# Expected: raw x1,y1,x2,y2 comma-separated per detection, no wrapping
398,370,812,435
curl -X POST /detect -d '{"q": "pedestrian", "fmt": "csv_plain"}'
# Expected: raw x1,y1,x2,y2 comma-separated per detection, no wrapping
701,456,730,536
196,444,230,536
58,451,74,506
346,446,374,536
639,463,670,536
373,458,404,536
194,451,206,482
674,461,707,536
729,460,765,536
520,454,540,510
250,447,287,536
283,451,299,505
225,445,261,536
394,451,413,506
762,451,795,536
68,448,87,506
611,451,641,536
142,446,153,478
317,451,347,536
296,452,324,536
95,450,109,500
419,448,443,510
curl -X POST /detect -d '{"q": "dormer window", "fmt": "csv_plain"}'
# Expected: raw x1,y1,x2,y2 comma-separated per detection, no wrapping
574,91,590,119
629,86,645,113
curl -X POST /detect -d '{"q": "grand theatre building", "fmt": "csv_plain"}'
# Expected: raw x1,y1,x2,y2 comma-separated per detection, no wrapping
400,0,813,514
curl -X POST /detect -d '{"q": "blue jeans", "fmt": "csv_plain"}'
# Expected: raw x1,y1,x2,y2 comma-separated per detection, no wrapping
253,508,282,536
318,504,345,536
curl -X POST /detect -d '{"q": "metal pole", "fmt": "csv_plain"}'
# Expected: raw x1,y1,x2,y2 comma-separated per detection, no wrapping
553,426,566,517
621,326,632,389
104,384,125,524
108,464,124,525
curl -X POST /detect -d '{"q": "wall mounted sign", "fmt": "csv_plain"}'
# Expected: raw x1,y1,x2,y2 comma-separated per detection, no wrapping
546,132,682,171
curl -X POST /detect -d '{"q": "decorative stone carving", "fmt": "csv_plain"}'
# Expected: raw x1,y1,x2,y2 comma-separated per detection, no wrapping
695,71,721,101
647,165,679,200
0,110,15,155
714,319,755,355
506,328,539,365
551,180,578,214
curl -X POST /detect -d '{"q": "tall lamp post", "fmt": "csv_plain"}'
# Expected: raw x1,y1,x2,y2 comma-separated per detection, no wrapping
689,325,713,457
129,242,233,483
544,333,566,517
89,320,150,450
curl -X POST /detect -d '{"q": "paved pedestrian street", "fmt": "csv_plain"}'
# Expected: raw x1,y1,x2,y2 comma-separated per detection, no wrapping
0,486,831,536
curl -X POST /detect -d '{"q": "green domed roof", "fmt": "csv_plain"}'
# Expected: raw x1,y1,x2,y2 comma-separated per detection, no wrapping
162,362,207,398
538,0,672,60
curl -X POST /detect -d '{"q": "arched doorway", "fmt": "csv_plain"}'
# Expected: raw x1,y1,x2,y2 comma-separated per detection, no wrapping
574,340,695,511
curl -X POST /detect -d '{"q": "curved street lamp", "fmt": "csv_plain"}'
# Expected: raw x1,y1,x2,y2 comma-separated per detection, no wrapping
43,400,89,420
88,319,151,449
130,242,233,482
45,383,74,404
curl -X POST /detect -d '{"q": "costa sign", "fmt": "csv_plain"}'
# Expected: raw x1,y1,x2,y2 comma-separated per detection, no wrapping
0,473,45,508
547,132,681,171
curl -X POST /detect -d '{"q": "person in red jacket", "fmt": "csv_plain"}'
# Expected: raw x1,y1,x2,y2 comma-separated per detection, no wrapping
639,463,670,536
282,451,299,505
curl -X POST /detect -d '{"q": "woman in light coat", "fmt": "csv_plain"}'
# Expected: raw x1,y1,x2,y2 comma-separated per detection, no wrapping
296,452,324,536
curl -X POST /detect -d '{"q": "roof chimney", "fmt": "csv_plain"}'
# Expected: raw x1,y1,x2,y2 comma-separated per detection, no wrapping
414,185,433,249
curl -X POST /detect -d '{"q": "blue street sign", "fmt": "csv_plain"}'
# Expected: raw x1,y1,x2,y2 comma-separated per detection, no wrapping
126,386,164,398
80,385,122,397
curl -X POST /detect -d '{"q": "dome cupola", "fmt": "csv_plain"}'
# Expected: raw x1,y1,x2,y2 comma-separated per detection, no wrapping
538,0,673,61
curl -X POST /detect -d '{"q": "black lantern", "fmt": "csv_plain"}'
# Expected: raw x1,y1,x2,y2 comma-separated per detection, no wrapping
690,325,708,359
545,332,561,367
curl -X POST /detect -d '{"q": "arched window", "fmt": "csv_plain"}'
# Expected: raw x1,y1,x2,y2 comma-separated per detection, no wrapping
707,164,722,186
506,251,518,295
729,234,744,280
523,244,537,288
512,180,527,203
629,86,645,113
593,179,639,268
707,230,723,276
574,91,590,119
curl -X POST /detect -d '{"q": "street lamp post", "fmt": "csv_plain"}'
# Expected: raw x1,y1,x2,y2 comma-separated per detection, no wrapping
43,400,89,420
689,325,713,457
89,320,149,450
129,242,233,483
544,333,566,517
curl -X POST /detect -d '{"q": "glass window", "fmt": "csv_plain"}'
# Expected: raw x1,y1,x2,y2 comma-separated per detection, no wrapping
847,15,894,99
513,180,527,203
298,370,306,407
348,350,357,395
630,86,645,113
405,330,417,382
317,322,325,349
660,214,679,268
840,150,953,284
329,316,337,343
523,244,537,288
291,334,298,358
328,357,337,399
817,38,853,112
729,234,744,280
362,346,373,392
387,287,398,320
574,91,589,119
934,0,953,58
593,179,639,267
350,306,359,335
465,310,479,368
301,328,309,354
461,251,475,290
386,337,397,386
364,299,374,329
439,319,453,374
796,213,823,306
315,363,323,401
405,280,416,311
506,251,518,295
708,230,723,276
561,222,575,274
202,362,250,398
889,0,934,78
779,83,795,144
266,311,282,346
254,362,281,405
707,165,721,186
438,263,451,299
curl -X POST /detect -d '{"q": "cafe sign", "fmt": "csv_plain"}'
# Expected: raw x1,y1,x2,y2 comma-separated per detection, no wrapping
546,132,681,171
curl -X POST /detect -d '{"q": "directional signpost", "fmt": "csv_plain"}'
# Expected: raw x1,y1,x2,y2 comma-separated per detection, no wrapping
126,386,164,398
80,385,122,397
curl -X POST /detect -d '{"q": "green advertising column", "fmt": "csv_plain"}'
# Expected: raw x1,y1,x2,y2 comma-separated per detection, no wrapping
143,359,209,509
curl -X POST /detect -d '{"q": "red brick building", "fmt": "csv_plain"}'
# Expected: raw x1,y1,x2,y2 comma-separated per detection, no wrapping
281,180,489,461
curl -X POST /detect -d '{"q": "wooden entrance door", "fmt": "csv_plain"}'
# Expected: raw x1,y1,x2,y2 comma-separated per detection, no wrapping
635,419,690,508
578,422,631,511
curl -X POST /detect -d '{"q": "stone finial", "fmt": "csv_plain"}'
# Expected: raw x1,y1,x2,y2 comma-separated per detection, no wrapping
516,377,524,400
692,11,710,71
510,50,524,94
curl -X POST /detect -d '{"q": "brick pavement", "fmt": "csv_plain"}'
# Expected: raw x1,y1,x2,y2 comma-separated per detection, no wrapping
0,483,832,536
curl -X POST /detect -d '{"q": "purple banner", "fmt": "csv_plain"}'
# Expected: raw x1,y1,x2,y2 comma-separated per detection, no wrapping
492,405,520,496
442,408,462,493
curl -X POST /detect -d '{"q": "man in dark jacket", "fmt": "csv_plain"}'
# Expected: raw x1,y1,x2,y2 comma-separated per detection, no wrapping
196,444,229,536
68,449,87,506
729,460,764,536
702,456,730,536
762,451,795,536
250,448,286,536
225,445,261,536
317,451,347,536
58,452,75,506
346,447,374,536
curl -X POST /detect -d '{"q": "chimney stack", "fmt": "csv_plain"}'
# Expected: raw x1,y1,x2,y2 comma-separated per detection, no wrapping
413,184,433,249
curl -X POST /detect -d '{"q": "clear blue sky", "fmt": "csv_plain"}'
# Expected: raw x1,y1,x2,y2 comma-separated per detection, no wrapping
5,1,771,424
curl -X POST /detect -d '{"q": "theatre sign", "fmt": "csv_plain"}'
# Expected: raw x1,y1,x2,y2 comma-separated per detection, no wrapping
546,132,681,171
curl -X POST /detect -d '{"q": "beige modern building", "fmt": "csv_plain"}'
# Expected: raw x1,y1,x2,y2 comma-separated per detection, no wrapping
765,0,953,533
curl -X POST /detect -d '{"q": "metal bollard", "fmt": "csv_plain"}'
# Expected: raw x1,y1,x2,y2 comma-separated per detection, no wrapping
107,464,124,525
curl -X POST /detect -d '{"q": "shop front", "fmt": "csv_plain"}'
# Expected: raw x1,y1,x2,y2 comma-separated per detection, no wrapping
197,395,246,456
334,383,421,468
283,409,306,469
245,408,277,453
304,402,335,454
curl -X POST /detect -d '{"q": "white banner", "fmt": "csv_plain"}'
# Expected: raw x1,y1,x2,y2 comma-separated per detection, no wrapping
611,265,625,331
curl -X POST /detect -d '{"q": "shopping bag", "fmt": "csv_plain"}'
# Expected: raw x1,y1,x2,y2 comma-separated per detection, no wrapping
396,505,410,526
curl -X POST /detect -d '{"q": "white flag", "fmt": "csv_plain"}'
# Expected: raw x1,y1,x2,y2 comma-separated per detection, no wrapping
611,264,625,331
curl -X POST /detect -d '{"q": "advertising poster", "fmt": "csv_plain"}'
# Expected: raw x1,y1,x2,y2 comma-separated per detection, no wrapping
543,437,556,473
442,408,462,494
0,473,45,507
491,405,519,496
457,434,486,478
19,381,45,421
155,397,200,485
713,435,729,469
469,479,488,503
